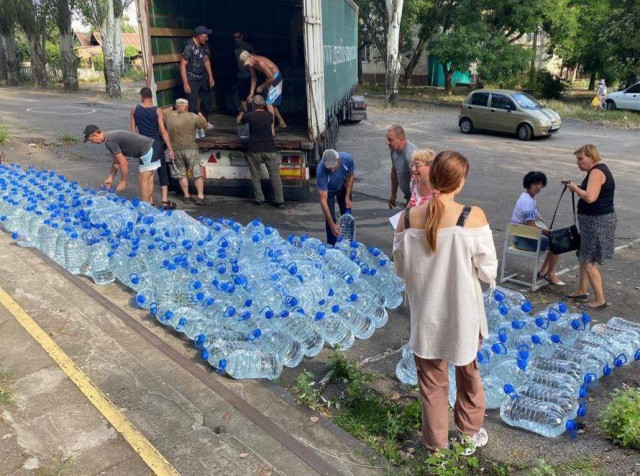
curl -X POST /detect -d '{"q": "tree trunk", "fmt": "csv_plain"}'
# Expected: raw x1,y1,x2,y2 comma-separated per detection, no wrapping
1,27,19,86
99,0,122,98
385,0,404,105
25,33,48,87
588,71,596,91
0,34,7,83
56,0,78,90
403,33,428,86
529,29,538,81
443,64,454,95
571,66,578,83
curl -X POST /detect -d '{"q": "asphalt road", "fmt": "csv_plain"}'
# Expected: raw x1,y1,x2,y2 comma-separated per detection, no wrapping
1,84,640,472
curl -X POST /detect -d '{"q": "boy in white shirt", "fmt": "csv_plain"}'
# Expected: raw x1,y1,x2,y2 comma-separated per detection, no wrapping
511,171,564,285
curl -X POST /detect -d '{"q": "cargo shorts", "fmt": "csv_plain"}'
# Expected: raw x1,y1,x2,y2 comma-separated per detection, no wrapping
170,148,202,179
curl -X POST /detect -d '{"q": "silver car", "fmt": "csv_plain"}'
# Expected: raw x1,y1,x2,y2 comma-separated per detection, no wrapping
458,89,562,140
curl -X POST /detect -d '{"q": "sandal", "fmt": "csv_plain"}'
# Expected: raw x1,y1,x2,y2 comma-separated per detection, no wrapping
562,293,589,302
578,302,609,311
161,200,177,210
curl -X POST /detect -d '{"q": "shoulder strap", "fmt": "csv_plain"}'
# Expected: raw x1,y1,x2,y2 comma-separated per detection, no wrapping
456,205,472,227
549,185,577,229
403,208,411,230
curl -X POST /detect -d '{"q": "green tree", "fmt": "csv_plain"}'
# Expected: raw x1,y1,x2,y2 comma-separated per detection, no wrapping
602,0,640,86
477,33,533,87
0,0,20,85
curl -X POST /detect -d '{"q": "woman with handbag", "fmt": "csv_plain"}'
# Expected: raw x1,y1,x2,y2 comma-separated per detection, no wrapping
563,144,616,310
393,151,497,455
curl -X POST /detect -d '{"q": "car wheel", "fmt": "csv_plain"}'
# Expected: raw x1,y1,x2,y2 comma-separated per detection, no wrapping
517,123,533,141
459,118,474,134
606,100,617,111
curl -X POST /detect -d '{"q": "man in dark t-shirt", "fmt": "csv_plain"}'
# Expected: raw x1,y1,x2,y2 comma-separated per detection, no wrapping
180,25,215,136
83,124,160,204
236,95,284,208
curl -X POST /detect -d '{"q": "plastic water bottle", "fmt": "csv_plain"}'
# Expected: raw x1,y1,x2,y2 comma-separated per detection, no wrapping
253,329,304,368
503,383,586,421
545,302,568,321
590,323,640,365
336,303,375,339
63,232,86,274
87,241,115,285
312,310,355,350
606,317,640,334
338,209,356,242
396,344,417,385
500,392,578,438
552,347,612,379
217,349,282,379
526,357,584,383
273,310,324,357
526,368,587,396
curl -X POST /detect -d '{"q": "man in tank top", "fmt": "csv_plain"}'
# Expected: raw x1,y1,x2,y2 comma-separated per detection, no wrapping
130,87,176,209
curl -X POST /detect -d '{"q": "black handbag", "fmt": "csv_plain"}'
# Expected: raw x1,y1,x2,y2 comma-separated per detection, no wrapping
548,185,581,254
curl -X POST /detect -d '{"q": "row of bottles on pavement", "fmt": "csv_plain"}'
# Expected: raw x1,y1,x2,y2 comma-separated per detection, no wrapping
0,164,404,379
396,285,640,438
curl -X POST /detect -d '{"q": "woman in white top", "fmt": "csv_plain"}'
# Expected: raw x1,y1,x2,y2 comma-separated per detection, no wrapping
393,151,498,455
511,171,564,285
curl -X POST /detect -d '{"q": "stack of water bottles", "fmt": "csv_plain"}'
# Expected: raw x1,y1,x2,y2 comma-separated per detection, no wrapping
396,285,640,438
0,164,404,380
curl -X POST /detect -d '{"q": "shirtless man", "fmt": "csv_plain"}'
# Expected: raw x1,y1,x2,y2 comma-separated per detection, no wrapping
238,51,287,129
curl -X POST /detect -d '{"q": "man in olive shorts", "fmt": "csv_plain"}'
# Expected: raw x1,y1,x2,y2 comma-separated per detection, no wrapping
164,98,208,205
83,124,160,203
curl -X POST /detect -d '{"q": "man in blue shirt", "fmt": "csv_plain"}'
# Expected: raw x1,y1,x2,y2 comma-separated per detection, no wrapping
316,149,355,245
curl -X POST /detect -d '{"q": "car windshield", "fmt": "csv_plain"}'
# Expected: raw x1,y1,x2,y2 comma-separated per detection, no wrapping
511,93,542,110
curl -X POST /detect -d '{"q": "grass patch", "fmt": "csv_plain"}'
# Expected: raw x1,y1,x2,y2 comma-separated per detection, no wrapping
58,134,79,145
0,369,13,405
122,68,146,82
541,99,640,129
291,352,483,472
0,123,7,144
599,387,640,449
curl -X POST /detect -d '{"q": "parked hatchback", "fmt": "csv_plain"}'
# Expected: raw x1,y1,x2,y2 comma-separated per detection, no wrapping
604,82,640,111
458,89,562,140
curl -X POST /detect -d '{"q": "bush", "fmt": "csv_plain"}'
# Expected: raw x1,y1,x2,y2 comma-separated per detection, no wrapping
92,53,104,71
599,387,640,449
45,41,61,69
528,70,566,99
122,67,145,82
124,44,139,59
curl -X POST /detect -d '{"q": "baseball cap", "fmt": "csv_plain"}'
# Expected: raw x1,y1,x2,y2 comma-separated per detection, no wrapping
194,26,212,36
238,50,252,66
83,124,100,142
322,149,340,169
250,95,265,107
176,98,189,106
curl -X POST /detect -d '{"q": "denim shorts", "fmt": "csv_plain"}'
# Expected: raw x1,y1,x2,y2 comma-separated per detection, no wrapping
514,235,548,252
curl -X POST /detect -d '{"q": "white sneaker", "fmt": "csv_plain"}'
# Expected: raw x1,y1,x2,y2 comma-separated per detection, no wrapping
460,428,488,456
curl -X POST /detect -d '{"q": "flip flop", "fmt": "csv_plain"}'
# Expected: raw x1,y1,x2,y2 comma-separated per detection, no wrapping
161,200,177,210
578,302,609,310
562,293,589,302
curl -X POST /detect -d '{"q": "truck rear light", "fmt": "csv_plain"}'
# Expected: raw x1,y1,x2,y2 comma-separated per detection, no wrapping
207,154,217,163
282,155,302,164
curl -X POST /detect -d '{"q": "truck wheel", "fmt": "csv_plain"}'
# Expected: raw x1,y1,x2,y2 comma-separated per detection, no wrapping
459,118,474,134
517,123,533,141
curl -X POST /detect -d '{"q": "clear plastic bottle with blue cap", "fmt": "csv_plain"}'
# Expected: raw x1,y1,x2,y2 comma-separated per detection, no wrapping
216,348,282,380
311,308,355,350
87,240,115,285
503,383,586,420
63,232,86,274
272,309,324,357
500,392,579,438
527,356,584,383
338,209,356,242
253,328,304,368
193,328,256,350
606,317,640,334
135,286,157,310
552,346,612,379
335,303,375,339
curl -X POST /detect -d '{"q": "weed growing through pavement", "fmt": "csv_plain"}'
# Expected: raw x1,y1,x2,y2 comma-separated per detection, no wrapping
599,387,640,449
0,123,7,144
58,134,79,144
0,369,12,405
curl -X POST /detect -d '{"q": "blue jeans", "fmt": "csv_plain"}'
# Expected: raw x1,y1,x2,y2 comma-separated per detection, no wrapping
514,236,549,252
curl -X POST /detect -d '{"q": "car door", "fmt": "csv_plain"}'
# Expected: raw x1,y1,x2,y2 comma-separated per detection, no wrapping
623,83,640,111
464,92,491,129
489,93,517,132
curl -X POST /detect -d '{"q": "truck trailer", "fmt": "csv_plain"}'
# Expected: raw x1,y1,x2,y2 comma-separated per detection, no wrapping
136,0,366,200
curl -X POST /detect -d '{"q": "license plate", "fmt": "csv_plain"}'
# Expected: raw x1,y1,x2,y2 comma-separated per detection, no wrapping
550,125,560,131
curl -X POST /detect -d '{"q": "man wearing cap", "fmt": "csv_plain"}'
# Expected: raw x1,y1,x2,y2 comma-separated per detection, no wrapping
164,98,209,205
236,95,284,209
317,149,355,245
386,124,417,209
83,125,161,204
238,51,287,129
180,26,215,137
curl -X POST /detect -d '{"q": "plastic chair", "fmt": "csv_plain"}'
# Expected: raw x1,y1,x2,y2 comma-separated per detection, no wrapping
500,224,547,291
